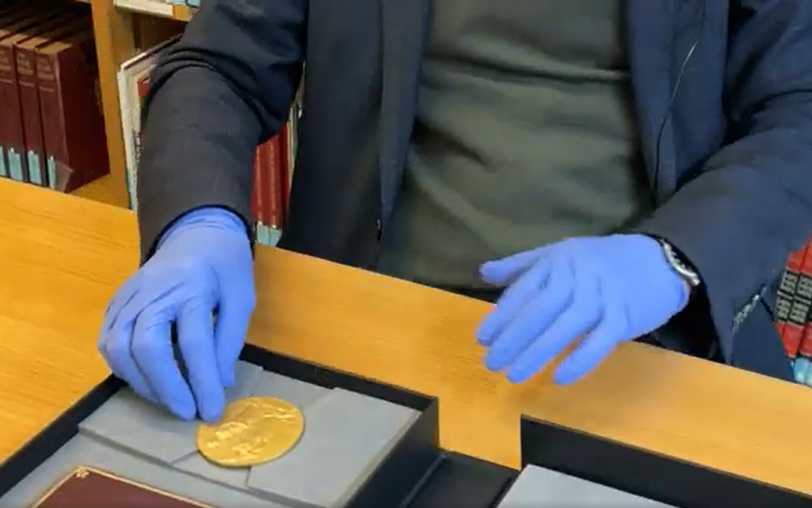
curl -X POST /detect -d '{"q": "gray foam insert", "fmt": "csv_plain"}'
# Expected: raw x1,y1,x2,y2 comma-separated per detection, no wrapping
0,434,290,508
77,387,199,464
496,464,675,507
77,361,268,465
173,371,331,489
225,360,265,402
250,370,331,408
246,388,420,508
5,366,417,508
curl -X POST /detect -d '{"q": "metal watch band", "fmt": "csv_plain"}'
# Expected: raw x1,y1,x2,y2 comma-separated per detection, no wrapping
657,239,701,288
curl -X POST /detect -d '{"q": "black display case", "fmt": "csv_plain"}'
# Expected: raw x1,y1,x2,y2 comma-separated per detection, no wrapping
516,414,812,508
0,344,517,508
6,342,803,508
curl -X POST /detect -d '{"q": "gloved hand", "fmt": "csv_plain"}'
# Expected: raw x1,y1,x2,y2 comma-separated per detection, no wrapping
476,234,689,385
98,207,255,422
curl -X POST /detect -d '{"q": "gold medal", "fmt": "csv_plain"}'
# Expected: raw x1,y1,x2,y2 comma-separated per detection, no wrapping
196,397,305,467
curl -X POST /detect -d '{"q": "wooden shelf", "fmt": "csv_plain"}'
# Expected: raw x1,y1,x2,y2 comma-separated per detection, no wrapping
113,1,194,22
38,0,194,209
71,175,120,207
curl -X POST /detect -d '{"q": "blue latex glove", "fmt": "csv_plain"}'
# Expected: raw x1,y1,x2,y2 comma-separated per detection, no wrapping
98,207,255,422
476,234,689,385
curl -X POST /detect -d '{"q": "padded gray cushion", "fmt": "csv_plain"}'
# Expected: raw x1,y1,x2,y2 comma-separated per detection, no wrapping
247,388,419,508
249,370,330,408
6,365,418,508
496,465,674,507
77,388,198,464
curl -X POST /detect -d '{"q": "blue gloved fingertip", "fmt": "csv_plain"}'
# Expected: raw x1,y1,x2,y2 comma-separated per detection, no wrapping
506,370,528,384
200,408,224,424
479,266,504,285
166,393,197,421
172,405,197,422
553,366,581,386
483,352,502,372
475,325,494,346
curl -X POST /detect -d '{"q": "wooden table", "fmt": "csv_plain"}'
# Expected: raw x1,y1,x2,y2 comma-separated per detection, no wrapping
2,178,812,495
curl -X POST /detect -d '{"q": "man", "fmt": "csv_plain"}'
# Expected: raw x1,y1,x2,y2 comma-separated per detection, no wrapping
98,0,812,422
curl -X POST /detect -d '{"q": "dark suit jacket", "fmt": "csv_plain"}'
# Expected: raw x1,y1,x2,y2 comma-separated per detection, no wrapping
136,0,812,382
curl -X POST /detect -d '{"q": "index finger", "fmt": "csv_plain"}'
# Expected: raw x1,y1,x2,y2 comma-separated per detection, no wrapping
131,302,196,420
177,302,224,422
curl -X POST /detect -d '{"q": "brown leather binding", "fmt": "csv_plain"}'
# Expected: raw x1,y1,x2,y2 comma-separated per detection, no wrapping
31,467,218,508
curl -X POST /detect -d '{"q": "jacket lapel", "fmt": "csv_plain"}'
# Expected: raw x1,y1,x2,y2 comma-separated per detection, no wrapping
379,0,429,223
625,0,677,200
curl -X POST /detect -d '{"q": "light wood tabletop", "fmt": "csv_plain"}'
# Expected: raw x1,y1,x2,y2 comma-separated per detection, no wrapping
2,178,812,495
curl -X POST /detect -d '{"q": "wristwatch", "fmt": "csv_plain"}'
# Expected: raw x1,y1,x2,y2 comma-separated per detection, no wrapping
656,238,701,288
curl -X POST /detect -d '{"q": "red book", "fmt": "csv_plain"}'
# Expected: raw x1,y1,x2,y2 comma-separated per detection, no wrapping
0,7,68,183
783,241,812,359
250,146,261,238
776,246,806,355
16,15,89,187
34,27,110,191
794,244,812,360
31,467,217,508
271,135,284,229
277,122,291,219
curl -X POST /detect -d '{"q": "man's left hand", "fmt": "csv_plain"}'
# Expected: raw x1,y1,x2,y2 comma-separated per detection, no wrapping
476,234,690,384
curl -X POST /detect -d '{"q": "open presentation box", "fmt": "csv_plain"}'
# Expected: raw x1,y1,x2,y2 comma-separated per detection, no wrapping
2,342,811,508
0,344,517,508
502,416,812,508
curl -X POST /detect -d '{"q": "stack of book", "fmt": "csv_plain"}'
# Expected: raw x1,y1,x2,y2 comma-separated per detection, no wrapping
117,37,300,247
0,1,109,192
775,238,812,385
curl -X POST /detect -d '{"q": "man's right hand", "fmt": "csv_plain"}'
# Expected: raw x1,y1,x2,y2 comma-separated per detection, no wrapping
98,207,256,422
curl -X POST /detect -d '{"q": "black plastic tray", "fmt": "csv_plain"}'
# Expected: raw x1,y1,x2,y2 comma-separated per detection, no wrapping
0,343,517,508
518,415,812,508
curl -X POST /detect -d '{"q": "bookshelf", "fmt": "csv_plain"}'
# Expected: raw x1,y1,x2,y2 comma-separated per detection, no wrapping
64,0,294,243
64,0,189,207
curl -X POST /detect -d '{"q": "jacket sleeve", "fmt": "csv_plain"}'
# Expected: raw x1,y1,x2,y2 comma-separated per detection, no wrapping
635,0,812,361
135,0,306,261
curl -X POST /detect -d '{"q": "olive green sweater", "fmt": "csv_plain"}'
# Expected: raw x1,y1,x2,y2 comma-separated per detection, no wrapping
377,0,652,288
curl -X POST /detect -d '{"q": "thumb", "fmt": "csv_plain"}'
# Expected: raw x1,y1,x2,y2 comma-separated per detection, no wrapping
479,246,548,287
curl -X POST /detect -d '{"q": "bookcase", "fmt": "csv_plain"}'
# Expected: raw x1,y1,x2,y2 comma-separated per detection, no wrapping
74,0,192,208
64,0,292,245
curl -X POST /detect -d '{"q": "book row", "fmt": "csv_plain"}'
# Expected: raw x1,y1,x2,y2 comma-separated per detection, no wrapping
0,1,109,193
